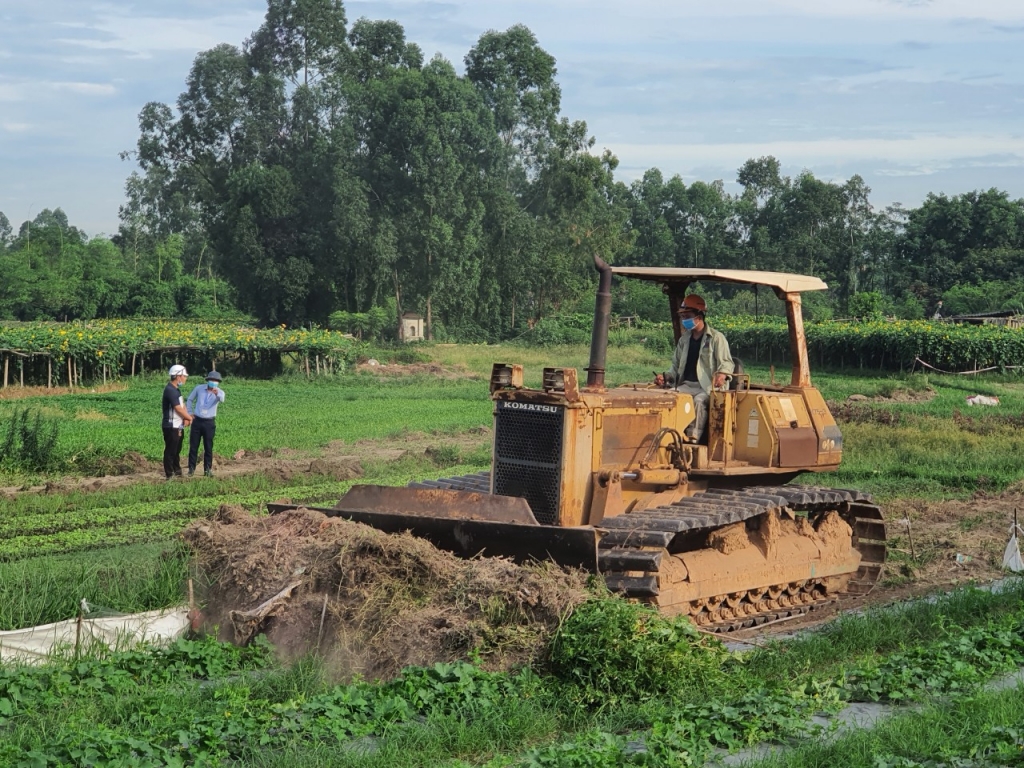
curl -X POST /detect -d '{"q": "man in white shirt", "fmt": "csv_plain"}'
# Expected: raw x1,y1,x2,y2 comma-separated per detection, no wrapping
186,370,226,478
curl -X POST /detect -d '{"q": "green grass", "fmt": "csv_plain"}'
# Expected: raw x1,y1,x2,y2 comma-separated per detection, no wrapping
742,579,1024,685
744,685,1024,768
0,542,189,631
0,371,493,474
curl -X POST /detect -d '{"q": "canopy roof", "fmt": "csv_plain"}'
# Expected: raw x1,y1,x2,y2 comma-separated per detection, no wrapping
610,267,828,293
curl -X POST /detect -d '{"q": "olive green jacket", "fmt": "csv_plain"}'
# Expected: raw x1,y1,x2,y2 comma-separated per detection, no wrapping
666,324,735,394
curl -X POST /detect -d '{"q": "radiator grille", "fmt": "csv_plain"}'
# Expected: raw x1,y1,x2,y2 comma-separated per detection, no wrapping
493,403,565,525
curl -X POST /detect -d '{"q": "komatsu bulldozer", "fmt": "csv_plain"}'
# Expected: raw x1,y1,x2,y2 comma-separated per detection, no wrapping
271,258,886,631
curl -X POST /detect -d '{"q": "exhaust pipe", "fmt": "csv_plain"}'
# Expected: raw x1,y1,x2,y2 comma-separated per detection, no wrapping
586,254,613,389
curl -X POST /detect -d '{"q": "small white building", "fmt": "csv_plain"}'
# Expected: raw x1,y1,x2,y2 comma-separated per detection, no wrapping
402,312,424,341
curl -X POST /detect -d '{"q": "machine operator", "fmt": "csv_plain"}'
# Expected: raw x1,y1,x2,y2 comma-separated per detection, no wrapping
654,294,735,442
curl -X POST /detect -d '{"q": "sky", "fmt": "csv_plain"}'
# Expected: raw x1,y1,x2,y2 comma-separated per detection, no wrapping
3,0,1024,237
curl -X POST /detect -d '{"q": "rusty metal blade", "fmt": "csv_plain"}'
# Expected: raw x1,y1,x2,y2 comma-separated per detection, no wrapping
337,485,540,524
266,493,599,571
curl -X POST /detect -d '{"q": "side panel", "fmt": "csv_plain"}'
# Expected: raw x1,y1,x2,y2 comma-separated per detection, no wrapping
560,406,594,527
791,387,844,466
732,393,778,466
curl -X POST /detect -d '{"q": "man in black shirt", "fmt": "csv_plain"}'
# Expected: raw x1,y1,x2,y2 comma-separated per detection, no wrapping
162,365,193,479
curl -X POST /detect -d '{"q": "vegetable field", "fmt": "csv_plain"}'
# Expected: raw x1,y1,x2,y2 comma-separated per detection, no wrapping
3,585,1024,766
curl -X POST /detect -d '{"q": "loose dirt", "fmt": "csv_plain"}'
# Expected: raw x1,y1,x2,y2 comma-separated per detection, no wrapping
182,505,590,681
183,488,1024,666
732,490,1024,639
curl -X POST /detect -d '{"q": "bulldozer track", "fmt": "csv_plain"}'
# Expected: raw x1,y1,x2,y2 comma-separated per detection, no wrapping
407,476,886,632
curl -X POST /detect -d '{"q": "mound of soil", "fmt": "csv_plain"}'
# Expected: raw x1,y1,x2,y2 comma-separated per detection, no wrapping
182,506,590,681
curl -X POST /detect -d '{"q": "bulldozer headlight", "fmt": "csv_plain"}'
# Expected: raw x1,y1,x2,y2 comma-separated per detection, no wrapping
490,363,524,393
542,367,580,400
543,367,567,392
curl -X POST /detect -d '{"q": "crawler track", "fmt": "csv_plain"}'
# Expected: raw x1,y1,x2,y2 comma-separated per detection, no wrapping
407,475,886,632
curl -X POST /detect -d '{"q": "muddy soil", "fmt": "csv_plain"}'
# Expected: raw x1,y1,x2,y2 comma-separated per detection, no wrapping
0,430,491,499
183,505,590,681
731,490,1024,640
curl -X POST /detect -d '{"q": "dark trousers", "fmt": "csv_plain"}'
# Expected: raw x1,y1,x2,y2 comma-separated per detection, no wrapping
188,418,216,473
162,426,184,478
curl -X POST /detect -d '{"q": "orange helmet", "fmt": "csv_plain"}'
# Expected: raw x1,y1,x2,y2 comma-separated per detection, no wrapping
680,294,707,313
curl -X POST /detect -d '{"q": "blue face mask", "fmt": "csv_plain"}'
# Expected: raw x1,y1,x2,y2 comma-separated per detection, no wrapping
681,318,697,331
207,381,218,389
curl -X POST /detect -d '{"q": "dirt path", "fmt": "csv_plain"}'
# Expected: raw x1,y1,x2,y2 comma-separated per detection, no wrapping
0,429,491,498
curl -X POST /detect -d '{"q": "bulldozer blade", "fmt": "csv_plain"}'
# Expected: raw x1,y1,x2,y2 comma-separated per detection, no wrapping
336,485,540,524
266,486,600,571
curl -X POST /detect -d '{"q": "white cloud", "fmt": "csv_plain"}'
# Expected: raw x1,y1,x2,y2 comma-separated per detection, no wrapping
605,134,1024,170
52,82,117,96
2,123,32,133
57,11,264,58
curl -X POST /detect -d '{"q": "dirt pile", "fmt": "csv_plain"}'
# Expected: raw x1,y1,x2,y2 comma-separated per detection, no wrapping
182,506,591,680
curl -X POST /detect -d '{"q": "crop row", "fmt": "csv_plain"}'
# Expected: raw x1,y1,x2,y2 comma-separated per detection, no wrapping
0,480,362,560
0,319,357,363
640,317,1024,372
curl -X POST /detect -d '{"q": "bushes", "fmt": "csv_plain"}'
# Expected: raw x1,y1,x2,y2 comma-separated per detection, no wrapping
0,407,62,472
548,598,731,706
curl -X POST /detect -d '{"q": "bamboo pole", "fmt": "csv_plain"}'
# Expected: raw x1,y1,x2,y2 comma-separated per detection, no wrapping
305,356,310,378
67,357,73,390
47,357,52,389
131,353,136,377
2,354,7,388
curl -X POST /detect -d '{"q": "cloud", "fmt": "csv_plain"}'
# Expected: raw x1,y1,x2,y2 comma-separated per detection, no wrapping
57,10,263,59
52,82,117,96
2,123,32,133
604,135,1024,187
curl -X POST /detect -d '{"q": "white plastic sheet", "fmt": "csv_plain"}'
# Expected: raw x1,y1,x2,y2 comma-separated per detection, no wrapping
0,607,189,665
1001,524,1024,573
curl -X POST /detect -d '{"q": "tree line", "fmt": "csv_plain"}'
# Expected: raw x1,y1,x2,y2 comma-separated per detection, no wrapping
2,0,1023,337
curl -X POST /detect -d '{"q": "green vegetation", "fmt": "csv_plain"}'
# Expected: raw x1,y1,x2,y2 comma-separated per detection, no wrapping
0,340,1021,764
3,584,1024,766
0,372,492,477
0,407,61,472
0,319,358,386
746,687,1024,768
0,543,188,631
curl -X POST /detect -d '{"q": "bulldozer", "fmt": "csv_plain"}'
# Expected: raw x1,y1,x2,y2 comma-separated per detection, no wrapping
270,258,886,631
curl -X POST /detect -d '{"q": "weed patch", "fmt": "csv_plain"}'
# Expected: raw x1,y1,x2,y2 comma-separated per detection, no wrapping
548,598,732,707
0,407,62,472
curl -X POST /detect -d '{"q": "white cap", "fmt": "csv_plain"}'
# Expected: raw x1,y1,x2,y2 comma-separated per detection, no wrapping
168,365,188,378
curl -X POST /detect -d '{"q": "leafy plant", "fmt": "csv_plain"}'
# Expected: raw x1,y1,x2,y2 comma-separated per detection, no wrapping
548,598,731,706
0,407,62,472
